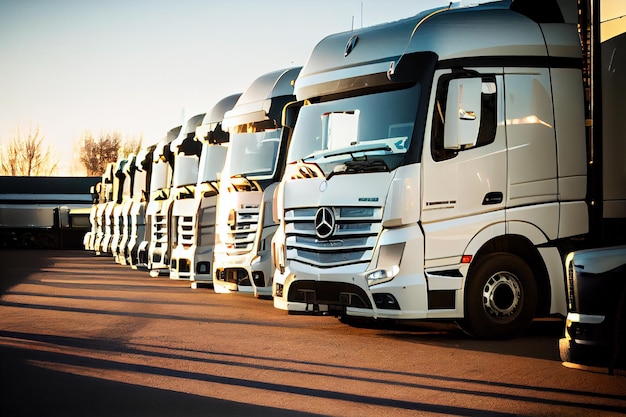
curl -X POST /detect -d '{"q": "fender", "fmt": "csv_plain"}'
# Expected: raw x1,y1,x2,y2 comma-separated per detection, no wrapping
463,220,548,258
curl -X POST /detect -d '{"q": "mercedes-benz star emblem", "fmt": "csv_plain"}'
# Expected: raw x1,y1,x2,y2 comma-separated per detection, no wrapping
314,207,335,239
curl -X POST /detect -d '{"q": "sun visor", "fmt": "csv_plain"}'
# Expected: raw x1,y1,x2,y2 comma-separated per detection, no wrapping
222,104,271,131
222,67,301,130
170,113,204,152
204,93,242,125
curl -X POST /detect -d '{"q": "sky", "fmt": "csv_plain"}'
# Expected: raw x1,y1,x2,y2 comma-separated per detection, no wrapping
2,0,623,176
0,0,450,176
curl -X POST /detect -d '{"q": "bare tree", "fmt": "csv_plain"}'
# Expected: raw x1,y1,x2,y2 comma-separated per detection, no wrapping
119,134,143,159
79,130,122,176
0,126,58,176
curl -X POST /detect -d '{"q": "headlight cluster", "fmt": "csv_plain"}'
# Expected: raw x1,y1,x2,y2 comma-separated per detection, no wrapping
365,242,405,286
273,240,286,274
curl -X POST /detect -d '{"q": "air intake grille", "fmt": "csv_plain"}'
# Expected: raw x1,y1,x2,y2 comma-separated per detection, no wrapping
284,206,382,268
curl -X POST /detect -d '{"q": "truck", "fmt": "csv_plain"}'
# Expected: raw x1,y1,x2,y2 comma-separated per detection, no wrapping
169,93,240,284
147,115,205,277
164,111,206,279
271,0,626,339
559,245,626,372
127,144,156,268
112,154,135,264
212,67,301,297
93,162,115,255
102,156,129,256
83,182,100,251
137,126,181,271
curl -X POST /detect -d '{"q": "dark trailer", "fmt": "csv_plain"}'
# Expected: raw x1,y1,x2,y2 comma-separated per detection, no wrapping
0,176,99,249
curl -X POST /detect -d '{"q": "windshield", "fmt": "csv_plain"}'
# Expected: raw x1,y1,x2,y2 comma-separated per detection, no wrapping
223,128,282,180
287,84,420,174
150,162,169,192
172,155,199,187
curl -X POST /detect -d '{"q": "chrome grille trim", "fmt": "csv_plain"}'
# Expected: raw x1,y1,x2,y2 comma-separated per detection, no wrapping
284,205,382,268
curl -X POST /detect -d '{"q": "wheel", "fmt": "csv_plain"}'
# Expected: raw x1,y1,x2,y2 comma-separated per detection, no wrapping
462,253,538,339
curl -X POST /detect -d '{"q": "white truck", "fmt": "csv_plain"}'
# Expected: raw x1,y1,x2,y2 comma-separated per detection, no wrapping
147,115,204,277
93,162,115,255
113,154,135,264
127,144,155,268
83,182,100,252
559,245,626,372
272,0,626,339
102,156,129,256
169,93,240,284
137,126,181,271
212,67,301,297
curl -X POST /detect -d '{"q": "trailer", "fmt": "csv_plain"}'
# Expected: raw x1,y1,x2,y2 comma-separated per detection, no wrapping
0,176,99,249
271,0,626,338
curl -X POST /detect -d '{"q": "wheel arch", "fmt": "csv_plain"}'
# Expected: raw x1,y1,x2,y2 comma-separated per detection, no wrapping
464,225,552,317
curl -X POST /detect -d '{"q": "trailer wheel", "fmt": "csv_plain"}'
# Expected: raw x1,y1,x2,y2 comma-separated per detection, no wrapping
462,253,537,339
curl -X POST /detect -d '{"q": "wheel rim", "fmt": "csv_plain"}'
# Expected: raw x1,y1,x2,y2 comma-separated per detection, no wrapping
482,271,522,319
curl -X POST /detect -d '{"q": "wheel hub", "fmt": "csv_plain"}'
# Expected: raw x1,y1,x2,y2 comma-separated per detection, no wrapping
482,271,521,318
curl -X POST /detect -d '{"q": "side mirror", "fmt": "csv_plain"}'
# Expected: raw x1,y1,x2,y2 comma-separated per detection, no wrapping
444,78,482,150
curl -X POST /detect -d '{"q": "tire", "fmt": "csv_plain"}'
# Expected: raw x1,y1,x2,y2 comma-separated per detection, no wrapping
462,253,538,339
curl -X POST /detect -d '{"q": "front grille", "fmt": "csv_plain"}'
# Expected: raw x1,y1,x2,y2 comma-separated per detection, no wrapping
284,206,382,268
152,214,168,246
226,205,260,253
176,215,196,247
567,258,577,312
288,280,372,308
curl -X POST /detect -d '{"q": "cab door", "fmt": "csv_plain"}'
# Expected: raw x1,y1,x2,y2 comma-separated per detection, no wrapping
421,68,507,262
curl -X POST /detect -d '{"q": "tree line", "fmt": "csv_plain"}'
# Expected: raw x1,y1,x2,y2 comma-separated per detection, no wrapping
0,125,143,177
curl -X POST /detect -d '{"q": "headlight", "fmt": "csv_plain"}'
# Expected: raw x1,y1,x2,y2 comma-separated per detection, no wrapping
366,265,400,286
365,242,405,286
272,240,286,274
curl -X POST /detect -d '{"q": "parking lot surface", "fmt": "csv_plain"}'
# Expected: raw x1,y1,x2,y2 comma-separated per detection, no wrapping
1,250,625,416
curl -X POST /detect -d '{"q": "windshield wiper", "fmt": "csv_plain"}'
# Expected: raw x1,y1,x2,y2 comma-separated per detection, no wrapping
326,158,389,181
322,143,392,160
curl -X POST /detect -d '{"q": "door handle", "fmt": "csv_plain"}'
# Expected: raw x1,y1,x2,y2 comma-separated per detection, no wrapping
482,192,503,205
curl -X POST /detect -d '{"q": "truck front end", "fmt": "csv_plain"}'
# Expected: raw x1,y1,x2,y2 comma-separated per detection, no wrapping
213,67,301,297
272,71,434,318
115,154,136,265
146,125,181,276
185,94,240,287
272,5,444,318
559,246,626,368
127,145,153,268
169,113,205,280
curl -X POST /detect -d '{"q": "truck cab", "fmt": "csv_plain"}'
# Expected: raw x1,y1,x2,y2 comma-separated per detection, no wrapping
114,153,136,265
165,112,206,279
169,94,240,284
83,182,100,251
127,145,155,268
139,125,181,272
93,162,115,255
147,116,204,277
271,0,626,338
213,67,301,297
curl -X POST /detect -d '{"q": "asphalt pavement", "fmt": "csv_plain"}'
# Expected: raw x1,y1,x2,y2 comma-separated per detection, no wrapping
1,250,625,417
